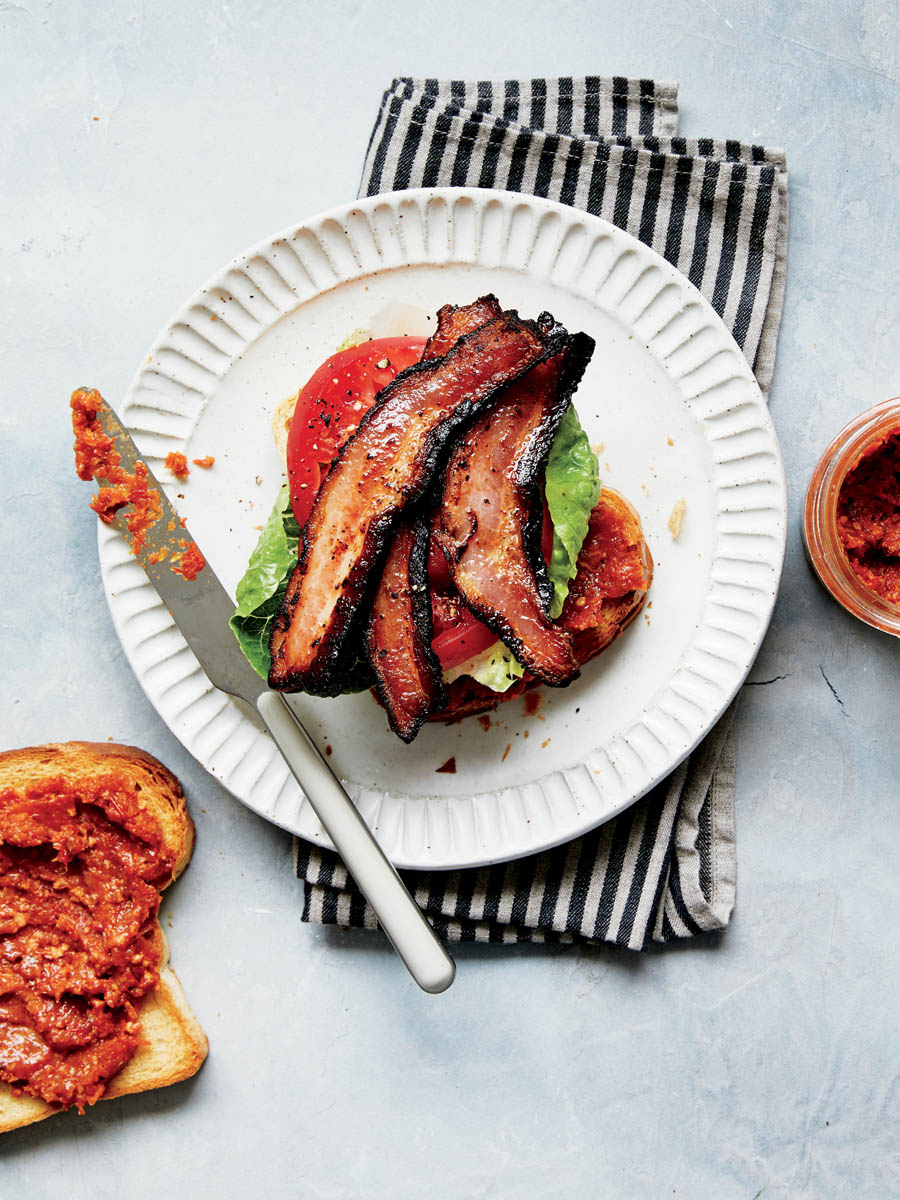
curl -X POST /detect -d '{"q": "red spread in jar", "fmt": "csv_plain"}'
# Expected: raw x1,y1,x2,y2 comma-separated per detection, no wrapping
836,428,900,604
0,775,175,1111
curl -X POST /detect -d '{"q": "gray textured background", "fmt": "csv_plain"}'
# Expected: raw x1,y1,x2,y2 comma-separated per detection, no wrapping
2,1,899,1196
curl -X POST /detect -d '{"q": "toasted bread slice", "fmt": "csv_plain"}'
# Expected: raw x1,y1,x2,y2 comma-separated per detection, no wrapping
0,742,207,1133
272,390,298,464
0,741,195,883
0,934,208,1134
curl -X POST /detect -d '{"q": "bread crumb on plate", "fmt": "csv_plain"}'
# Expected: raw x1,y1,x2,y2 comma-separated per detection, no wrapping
668,498,686,540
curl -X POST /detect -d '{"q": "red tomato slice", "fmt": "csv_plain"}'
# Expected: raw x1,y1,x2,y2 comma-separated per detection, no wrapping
286,336,427,526
430,596,498,670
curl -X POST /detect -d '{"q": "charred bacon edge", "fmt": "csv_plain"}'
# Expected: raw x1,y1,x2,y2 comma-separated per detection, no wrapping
424,304,567,623
366,513,446,742
363,299,503,736
443,588,579,689
424,295,502,359
268,310,571,694
519,329,596,614
435,330,595,687
429,510,653,722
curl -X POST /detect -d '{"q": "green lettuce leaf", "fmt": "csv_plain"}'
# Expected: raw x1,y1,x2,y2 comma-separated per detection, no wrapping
229,484,302,679
443,641,526,693
234,484,302,616
544,404,602,618
230,484,373,689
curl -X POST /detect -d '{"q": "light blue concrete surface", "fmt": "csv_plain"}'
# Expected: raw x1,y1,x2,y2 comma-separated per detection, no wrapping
2,2,899,1196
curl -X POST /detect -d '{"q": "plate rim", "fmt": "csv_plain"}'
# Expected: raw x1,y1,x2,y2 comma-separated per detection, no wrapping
101,185,787,869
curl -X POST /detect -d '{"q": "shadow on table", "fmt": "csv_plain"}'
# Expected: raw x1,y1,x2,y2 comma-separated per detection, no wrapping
317,922,726,975
1,1069,204,1152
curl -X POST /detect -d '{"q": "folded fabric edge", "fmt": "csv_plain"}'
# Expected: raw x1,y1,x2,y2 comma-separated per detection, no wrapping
403,115,786,171
297,886,587,944
387,74,679,105
753,170,790,396
369,88,785,170
669,703,738,934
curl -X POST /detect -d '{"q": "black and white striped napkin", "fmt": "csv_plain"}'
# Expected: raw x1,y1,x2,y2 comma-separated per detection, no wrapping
294,76,788,947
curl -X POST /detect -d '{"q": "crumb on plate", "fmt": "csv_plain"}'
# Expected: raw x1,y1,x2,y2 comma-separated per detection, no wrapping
668,498,686,540
165,451,189,478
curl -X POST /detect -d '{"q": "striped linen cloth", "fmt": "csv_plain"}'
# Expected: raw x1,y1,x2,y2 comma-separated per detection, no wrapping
294,76,788,947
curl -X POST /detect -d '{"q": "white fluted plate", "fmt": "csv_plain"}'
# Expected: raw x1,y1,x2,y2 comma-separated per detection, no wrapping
100,187,786,869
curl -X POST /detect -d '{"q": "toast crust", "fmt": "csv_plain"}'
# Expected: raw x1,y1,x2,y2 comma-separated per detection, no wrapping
0,743,207,1133
0,967,209,1134
0,741,194,884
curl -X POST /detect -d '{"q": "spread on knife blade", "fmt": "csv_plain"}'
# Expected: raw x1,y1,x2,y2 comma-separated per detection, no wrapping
70,388,206,581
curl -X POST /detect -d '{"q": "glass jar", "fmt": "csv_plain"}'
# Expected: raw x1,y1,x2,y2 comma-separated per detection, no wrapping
803,398,900,637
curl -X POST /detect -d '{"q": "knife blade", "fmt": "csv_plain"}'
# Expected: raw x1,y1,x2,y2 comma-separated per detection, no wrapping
94,404,268,706
87,399,455,994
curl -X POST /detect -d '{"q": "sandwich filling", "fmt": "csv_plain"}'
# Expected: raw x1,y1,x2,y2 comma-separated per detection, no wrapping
267,308,569,694
231,307,603,694
0,776,174,1110
230,295,651,739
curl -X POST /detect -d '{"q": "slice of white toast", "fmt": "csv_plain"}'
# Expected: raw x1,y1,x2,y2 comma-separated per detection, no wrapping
0,742,208,1133
0,938,208,1133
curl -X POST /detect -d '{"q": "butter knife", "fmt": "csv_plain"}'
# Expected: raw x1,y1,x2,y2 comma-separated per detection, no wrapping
88,399,455,994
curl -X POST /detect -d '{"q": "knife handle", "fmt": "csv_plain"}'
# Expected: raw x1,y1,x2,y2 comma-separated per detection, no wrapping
256,691,455,994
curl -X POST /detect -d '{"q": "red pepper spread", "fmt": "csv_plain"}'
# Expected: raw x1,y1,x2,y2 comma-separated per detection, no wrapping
70,387,205,580
165,451,190,479
836,428,900,604
71,387,161,556
560,490,650,630
0,776,174,1111
172,541,206,581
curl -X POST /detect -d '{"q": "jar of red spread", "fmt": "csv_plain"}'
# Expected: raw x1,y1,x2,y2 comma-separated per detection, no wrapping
803,398,900,636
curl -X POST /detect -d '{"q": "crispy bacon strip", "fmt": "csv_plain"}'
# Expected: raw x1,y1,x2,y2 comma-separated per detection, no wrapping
269,309,569,694
430,488,653,721
434,332,595,687
366,515,446,742
365,297,503,735
424,295,502,358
